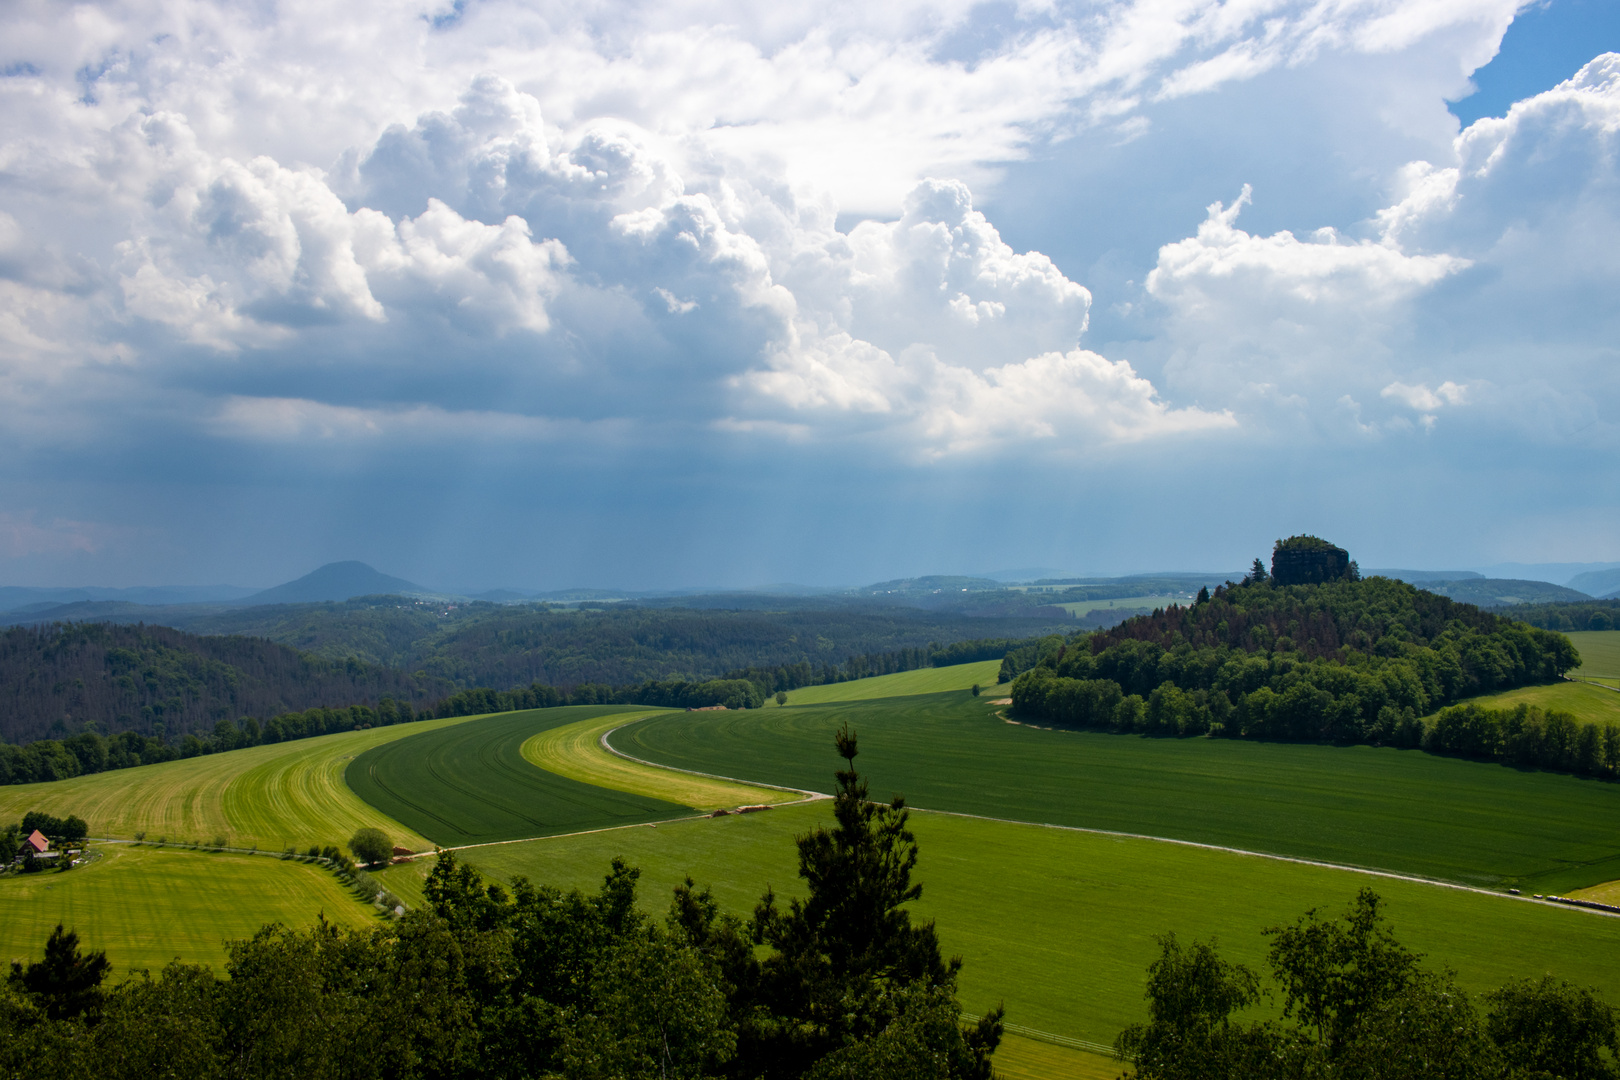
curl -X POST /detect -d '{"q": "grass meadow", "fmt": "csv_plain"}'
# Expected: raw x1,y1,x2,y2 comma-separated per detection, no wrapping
763,659,1004,706
1464,679,1620,726
1568,629,1620,689
519,709,796,808
611,693,1620,893
0,714,485,851
1056,595,1184,617
373,799,1620,1050
0,843,376,974
346,706,688,847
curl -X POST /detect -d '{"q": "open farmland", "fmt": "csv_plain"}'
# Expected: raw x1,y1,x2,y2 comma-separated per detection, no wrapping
1569,629,1620,688
373,795,1620,1052
764,658,1003,706
346,705,688,847
1464,678,1620,726
0,843,375,973
519,709,797,807
1056,595,1181,617
0,714,483,851
611,692,1620,892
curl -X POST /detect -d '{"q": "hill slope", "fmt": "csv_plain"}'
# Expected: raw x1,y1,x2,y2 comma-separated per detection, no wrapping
242,561,427,604
0,622,439,744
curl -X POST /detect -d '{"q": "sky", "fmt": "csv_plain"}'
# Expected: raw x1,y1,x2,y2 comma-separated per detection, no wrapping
1,0,1618,591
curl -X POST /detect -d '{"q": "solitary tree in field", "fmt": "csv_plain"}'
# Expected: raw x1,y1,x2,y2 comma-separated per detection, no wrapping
348,827,392,866
775,691,788,706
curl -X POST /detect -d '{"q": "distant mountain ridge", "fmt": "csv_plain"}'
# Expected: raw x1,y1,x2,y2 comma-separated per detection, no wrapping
242,562,430,605
1566,568,1620,599
1416,578,1593,607
0,583,260,614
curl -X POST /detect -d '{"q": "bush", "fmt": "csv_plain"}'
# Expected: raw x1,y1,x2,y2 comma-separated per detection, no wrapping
348,827,392,866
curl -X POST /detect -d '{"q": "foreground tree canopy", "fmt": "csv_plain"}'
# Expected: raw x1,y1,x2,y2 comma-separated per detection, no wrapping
0,729,1002,1080
1118,889,1620,1080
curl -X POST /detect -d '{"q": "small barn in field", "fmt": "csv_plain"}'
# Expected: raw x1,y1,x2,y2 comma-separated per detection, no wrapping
21,830,48,854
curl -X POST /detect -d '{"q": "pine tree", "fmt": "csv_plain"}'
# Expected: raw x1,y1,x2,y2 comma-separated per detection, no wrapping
745,724,1002,1078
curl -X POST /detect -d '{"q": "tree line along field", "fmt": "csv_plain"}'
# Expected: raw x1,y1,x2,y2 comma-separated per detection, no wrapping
610,692,1620,894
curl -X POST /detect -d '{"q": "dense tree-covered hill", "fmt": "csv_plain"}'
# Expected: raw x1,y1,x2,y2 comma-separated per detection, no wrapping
1495,598,1620,632
1011,575,1578,749
0,622,440,745
0,606,1068,749
160,600,1070,686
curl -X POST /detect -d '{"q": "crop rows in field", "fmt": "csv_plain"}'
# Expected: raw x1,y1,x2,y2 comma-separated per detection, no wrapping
610,694,1620,893
345,706,688,847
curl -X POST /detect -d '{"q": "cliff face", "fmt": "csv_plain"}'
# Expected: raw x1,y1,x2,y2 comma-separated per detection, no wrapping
1271,543,1350,586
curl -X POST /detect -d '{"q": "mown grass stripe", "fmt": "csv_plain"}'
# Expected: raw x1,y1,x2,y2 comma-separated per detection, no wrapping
518,710,802,810
0,714,486,851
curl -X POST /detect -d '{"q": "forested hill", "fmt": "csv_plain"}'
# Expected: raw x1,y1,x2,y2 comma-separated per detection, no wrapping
0,606,1069,747
0,623,441,745
1012,576,1577,747
1093,576,1514,661
168,600,1071,686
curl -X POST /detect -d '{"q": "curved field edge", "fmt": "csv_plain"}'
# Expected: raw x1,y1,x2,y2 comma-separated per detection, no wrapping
0,843,377,973
764,660,1003,707
1461,679,1620,726
518,710,800,810
371,800,1620,1047
608,694,1620,893
0,714,491,851
345,706,691,848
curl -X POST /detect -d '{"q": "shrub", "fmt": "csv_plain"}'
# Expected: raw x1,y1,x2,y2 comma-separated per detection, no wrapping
348,826,392,867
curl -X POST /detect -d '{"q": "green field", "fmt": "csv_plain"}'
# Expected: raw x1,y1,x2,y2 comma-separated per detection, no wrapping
610,694,1620,892
1465,679,1620,726
1569,630,1620,689
374,798,1620,1048
1570,630,1620,675
1056,594,1184,617
520,710,798,808
346,706,689,847
0,843,376,973
0,714,485,851
11,658,1620,1068
766,659,1004,706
